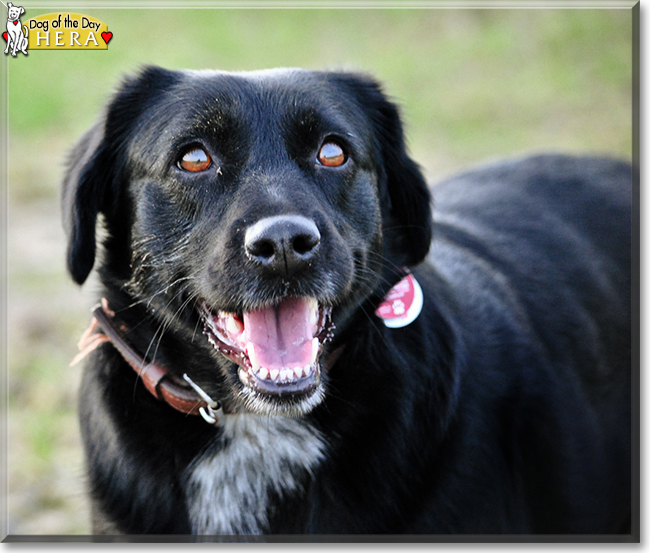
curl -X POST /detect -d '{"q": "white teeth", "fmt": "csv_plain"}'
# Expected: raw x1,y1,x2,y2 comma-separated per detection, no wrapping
245,337,318,384
308,298,319,328
247,342,260,371
310,337,319,365
280,368,293,381
226,314,243,336
252,365,313,381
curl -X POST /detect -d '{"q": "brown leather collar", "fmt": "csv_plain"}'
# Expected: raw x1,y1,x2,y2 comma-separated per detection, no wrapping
73,299,344,424
86,300,228,420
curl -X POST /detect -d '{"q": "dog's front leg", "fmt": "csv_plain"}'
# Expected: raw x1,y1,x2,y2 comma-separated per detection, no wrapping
10,34,18,56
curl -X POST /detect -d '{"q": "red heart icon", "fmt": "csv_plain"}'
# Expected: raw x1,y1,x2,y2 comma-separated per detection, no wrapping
101,31,113,45
2,32,7,42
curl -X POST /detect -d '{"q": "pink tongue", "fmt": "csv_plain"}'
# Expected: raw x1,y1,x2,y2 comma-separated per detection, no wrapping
243,298,315,371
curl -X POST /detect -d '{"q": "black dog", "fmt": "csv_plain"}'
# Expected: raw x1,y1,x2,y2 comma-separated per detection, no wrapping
63,66,632,536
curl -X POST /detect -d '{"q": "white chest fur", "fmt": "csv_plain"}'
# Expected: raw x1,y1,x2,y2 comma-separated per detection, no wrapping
183,414,326,535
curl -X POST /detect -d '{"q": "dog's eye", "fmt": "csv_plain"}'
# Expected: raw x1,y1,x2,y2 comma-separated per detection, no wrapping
178,147,212,172
317,141,346,167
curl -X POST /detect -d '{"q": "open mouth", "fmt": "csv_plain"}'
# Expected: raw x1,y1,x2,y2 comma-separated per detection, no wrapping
200,298,334,397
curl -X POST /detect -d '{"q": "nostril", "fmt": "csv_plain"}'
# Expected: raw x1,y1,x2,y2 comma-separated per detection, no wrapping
292,233,320,256
247,238,275,260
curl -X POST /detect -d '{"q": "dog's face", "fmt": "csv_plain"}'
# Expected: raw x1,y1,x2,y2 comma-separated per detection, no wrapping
7,4,24,21
63,67,432,417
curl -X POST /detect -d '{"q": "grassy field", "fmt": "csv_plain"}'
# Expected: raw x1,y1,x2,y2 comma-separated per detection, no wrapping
5,5,634,536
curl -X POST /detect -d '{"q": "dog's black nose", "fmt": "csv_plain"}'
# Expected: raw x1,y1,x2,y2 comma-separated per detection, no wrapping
245,215,320,276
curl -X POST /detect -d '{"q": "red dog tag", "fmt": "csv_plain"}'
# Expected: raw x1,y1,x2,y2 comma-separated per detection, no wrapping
375,272,423,328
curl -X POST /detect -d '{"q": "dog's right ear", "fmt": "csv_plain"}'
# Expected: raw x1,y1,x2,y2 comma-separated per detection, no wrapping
61,119,110,284
62,66,181,285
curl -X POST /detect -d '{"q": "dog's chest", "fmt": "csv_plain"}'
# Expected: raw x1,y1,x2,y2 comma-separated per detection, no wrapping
182,415,325,535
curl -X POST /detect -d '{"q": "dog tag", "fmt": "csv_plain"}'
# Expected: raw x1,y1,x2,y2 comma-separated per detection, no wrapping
375,272,423,328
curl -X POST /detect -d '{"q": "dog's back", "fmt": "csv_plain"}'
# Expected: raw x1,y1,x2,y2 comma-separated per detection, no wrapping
424,154,632,532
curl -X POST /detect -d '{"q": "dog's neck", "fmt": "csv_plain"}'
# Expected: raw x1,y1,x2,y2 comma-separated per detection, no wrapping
74,299,233,421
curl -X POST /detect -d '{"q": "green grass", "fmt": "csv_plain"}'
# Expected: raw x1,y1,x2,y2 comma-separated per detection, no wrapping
8,8,632,177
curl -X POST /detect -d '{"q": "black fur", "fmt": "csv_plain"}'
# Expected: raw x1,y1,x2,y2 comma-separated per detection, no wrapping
63,66,632,536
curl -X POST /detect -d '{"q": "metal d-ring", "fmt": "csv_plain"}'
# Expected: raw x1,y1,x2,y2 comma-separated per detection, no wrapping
182,373,224,425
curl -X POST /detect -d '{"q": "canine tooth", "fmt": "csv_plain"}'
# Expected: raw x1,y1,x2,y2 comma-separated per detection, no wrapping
308,298,319,327
247,342,260,371
303,365,312,376
310,337,319,365
270,368,280,381
259,367,269,380
227,314,243,336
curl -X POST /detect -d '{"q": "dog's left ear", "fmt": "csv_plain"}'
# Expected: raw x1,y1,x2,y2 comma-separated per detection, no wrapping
333,73,433,267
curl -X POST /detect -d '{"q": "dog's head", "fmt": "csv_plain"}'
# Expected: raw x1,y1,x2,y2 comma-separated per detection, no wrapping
7,3,24,21
63,67,432,417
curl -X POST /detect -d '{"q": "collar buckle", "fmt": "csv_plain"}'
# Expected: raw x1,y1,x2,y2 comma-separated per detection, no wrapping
182,373,224,425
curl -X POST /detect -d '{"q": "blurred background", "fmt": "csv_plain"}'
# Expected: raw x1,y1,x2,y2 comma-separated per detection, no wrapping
5,4,633,535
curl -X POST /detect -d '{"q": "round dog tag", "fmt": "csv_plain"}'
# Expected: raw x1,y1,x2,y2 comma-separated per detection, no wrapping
375,273,423,328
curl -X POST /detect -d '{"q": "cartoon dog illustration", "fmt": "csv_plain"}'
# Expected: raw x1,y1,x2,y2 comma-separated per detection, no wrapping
4,2,28,57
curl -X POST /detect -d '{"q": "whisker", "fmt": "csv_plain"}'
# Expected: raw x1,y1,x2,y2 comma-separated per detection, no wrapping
132,285,199,400
122,275,197,311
